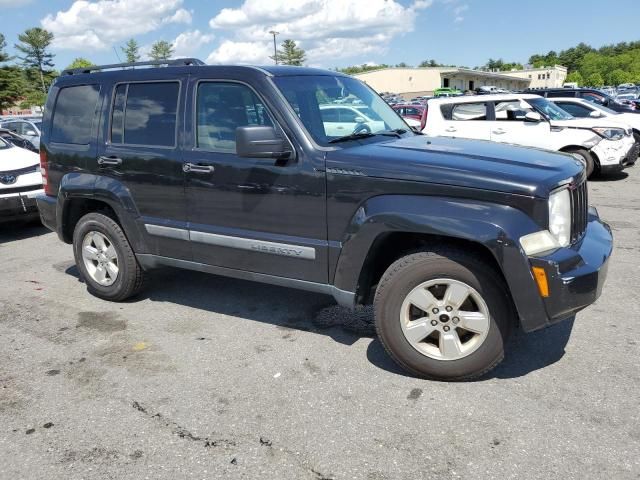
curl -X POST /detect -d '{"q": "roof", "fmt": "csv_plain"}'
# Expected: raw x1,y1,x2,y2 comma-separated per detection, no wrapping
426,93,542,105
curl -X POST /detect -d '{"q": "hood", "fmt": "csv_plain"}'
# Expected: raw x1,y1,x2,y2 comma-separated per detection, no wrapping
0,144,39,172
326,135,584,198
551,117,628,130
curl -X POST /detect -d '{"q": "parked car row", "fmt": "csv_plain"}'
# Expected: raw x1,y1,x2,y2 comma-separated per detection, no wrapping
0,116,42,149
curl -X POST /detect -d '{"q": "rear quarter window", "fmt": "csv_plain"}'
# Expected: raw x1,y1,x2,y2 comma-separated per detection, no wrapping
441,102,487,121
50,85,100,144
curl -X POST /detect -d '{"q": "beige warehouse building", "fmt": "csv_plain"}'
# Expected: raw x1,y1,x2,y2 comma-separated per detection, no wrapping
353,65,567,97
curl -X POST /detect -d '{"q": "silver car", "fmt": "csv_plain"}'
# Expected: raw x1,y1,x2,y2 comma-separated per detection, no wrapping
0,118,42,149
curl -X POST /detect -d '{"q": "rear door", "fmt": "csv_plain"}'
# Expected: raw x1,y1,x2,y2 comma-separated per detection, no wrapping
96,78,189,260
489,99,550,146
437,101,491,140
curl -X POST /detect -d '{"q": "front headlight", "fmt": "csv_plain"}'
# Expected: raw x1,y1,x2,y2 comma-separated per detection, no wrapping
548,188,571,247
592,127,625,140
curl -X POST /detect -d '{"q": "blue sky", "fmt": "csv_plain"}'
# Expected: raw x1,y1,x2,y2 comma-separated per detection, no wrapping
1,0,639,71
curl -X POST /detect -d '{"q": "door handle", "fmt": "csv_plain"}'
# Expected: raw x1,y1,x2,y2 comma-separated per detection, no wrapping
183,163,214,174
97,156,123,166
492,129,506,135
445,127,457,132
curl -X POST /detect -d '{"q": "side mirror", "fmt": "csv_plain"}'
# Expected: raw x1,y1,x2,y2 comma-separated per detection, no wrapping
24,130,37,136
236,126,291,159
589,110,603,118
354,116,366,124
524,111,542,123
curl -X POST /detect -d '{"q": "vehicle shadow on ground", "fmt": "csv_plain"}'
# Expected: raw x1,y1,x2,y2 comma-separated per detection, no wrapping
591,171,629,182
62,265,575,379
0,221,49,244
367,318,575,380
64,266,374,347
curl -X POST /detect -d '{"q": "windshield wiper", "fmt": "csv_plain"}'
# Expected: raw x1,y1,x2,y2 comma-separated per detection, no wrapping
328,132,376,144
327,129,407,144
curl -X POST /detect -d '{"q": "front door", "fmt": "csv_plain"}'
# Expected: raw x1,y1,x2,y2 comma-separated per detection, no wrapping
96,78,189,260
489,99,550,146
183,80,328,283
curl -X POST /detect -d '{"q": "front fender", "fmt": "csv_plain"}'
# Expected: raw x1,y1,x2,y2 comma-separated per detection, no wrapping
332,195,548,331
57,172,149,253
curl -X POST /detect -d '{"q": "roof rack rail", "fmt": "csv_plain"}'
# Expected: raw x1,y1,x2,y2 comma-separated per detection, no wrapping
62,58,205,75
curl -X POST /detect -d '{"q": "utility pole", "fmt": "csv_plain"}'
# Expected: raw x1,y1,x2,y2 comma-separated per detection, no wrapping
269,30,279,65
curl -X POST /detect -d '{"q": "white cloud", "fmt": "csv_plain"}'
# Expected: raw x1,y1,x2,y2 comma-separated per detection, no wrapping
172,30,214,58
163,8,192,25
206,0,432,65
206,40,272,65
453,4,468,22
41,0,191,51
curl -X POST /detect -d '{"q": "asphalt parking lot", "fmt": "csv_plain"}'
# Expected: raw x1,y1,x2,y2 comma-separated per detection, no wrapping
1,169,639,480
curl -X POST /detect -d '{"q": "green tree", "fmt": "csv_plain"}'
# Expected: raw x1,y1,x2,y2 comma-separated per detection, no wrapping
565,71,584,86
271,39,305,66
19,89,46,109
122,38,141,63
14,27,55,92
65,57,94,70
0,33,11,63
585,72,604,87
0,67,26,112
149,40,173,61
607,68,632,86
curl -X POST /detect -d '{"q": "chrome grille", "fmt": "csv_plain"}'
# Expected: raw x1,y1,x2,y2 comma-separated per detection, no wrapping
570,180,588,242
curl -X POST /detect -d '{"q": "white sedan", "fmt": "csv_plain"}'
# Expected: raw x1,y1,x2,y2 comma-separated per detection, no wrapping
0,136,43,222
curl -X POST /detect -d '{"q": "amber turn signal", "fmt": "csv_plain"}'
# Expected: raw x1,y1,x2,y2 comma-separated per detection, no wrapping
531,266,550,298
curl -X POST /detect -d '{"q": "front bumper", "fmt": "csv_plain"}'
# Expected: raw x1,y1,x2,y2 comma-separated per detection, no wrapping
592,136,636,172
0,189,43,222
527,207,613,329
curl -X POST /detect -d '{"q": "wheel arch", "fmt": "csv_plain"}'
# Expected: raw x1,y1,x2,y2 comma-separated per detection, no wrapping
332,194,551,332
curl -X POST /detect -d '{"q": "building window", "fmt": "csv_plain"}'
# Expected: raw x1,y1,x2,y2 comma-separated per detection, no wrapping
547,73,550,79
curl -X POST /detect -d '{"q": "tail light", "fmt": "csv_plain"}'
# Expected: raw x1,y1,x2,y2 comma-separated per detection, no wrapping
420,108,428,131
40,149,53,195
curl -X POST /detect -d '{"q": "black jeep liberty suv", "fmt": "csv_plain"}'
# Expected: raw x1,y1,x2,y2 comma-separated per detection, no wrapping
36,59,613,380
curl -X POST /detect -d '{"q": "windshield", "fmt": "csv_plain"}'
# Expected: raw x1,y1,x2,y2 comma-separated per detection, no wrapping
32,121,42,130
273,75,410,146
528,97,574,121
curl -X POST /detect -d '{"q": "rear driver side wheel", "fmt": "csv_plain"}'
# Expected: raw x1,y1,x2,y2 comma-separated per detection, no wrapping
73,212,145,301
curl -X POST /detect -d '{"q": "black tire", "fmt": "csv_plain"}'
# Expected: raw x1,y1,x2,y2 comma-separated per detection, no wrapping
566,147,595,178
73,212,145,301
373,249,514,381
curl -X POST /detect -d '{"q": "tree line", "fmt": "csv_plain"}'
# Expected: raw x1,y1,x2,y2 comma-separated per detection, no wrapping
0,28,178,112
338,41,640,87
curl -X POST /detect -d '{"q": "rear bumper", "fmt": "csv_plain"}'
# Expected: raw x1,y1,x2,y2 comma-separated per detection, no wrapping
34,192,57,233
0,189,43,222
526,207,613,330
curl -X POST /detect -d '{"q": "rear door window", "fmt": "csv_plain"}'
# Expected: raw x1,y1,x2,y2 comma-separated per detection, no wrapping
442,102,488,121
51,85,100,144
110,82,179,147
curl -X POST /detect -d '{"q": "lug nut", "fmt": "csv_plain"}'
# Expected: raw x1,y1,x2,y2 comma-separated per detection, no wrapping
432,308,439,314
430,320,438,326
445,306,453,312
452,317,459,324
443,325,450,332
